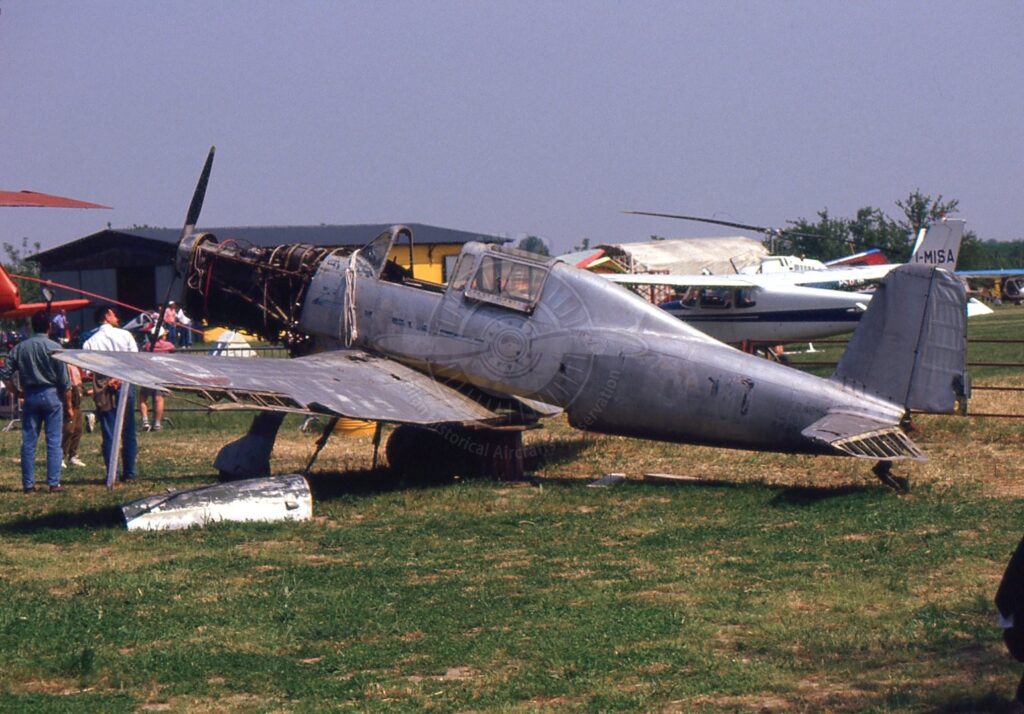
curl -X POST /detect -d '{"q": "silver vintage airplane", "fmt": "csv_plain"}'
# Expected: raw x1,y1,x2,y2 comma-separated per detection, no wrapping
55,150,970,491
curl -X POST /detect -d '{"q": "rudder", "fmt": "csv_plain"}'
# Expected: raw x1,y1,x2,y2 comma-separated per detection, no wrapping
831,265,968,413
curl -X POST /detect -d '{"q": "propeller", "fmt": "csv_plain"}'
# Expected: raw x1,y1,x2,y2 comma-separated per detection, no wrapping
184,147,216,239
623,210,827,244
150,146,216,350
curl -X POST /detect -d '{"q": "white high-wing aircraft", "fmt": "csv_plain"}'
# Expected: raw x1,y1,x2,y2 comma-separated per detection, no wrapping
604,219,991,345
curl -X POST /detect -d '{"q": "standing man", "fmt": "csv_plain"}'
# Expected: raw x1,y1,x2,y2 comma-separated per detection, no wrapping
139,328,174,431
61,341,87,469
84,305,139,482
50,308,69,345
176,305,193,348
0,310,72,493
998,536,1024,708
162,301,178,345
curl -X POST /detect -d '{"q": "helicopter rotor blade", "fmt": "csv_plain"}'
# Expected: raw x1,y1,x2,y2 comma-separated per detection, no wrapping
624,210,837,243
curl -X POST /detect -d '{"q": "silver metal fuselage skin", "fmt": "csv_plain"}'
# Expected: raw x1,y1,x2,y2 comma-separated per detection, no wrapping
299,243,903,455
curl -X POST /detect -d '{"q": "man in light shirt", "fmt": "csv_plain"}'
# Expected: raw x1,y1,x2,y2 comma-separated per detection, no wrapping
84,306,139,481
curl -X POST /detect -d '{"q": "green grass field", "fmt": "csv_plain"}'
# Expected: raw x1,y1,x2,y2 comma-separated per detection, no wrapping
0,307,1022,712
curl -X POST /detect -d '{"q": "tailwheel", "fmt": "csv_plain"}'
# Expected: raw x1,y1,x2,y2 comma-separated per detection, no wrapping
872,460,910,494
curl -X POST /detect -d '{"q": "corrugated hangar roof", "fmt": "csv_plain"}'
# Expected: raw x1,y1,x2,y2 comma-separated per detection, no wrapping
32,223,507,269
122,223,506,247
600,236,768,275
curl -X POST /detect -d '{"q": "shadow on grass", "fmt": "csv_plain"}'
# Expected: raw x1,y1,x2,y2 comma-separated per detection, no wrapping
305,467,421,499
525,437,592,471
308,466,564,501
770,484,877,505
0,505,123,533
311,467,887,505
304,434,593,501
931,692,1017,713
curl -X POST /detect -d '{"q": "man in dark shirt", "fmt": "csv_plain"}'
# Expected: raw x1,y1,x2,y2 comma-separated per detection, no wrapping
998,536,1024,707
0,311,73,493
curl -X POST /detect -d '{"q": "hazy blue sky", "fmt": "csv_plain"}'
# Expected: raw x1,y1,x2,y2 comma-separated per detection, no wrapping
2,1,1022,255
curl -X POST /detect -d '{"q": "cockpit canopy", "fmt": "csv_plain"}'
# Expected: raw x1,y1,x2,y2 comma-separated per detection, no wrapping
352,229,552,313
355,226,413,279
450,244,552,313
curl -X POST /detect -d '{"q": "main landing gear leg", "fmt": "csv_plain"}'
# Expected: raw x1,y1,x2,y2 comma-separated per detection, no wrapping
872,460,910,494
214,412,286,480
304,416,340,475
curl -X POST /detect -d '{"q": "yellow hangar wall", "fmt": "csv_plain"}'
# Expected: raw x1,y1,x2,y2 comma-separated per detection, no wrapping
388,243,462,284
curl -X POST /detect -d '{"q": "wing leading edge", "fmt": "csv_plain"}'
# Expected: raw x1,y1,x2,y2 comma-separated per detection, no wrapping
54,349,508,425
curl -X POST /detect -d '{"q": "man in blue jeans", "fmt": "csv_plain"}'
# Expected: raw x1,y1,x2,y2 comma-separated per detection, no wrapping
84,305,139,481
0,311,73,493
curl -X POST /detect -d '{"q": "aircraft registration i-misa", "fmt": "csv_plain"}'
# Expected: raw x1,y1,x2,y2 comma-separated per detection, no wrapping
601,218,990,346
55,149,970,492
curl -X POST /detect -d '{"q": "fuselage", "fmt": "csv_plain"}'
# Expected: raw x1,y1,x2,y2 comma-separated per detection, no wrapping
298,238,904,455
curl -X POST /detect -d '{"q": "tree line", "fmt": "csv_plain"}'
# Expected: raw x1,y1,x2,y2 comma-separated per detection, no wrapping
772,190,1022,270
552,191,1023,270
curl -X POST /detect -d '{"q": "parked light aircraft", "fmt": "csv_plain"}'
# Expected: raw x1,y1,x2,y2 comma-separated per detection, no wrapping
0,190,108,318
603,219,989,345
624,209,964,273
0,267,89,319
54,150,970,491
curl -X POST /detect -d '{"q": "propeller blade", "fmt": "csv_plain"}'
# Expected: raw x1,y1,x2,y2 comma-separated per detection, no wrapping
152,147,216,350
182,146,216,238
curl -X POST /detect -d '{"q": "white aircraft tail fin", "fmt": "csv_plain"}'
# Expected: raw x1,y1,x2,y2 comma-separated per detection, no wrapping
909,219,965,268
831,264,968,413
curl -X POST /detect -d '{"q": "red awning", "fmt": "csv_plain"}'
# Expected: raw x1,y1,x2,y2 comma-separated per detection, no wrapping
0,190,110,209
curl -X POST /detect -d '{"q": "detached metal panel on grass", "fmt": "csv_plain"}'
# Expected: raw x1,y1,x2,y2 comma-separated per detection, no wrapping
121,474,313,531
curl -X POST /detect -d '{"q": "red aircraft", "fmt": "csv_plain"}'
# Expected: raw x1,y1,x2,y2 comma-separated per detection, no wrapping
0,189,110,318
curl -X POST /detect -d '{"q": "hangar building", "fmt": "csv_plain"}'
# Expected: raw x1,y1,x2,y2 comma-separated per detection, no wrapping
32,223,507,332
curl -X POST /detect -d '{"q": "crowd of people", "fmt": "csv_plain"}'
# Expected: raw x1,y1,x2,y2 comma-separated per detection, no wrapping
0,302,195,491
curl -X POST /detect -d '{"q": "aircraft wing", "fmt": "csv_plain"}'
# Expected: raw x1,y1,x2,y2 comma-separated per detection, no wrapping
53,349,510,425
955,268,1024,279
0,190,110,209
772,264,897,286
802,411,924,461
605,267,896,289
603,273,758,288
967,298,994,317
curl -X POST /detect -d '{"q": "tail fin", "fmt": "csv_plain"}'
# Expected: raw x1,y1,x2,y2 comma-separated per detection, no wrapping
831,265,968,413
909,219,965,268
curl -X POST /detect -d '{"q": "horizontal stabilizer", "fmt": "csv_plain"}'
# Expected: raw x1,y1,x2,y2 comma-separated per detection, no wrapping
802,411,925,461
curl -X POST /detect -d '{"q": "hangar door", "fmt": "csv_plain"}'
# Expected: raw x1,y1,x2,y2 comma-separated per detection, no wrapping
117,266,156,312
